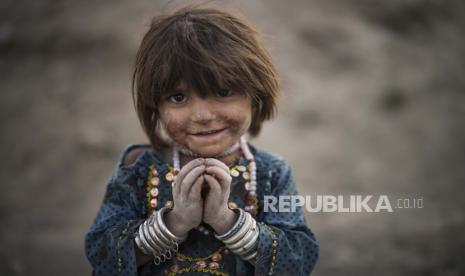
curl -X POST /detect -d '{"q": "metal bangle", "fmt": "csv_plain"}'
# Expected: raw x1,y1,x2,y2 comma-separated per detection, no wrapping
214,208,244,240
141,220,164,256
141,221,159,252
152,211,176,248
157,207,188,242
228,219,257,251
138,224,157,255
242,250,258,261
234,226,259,255
147,214,172,250
223,212,252,245
134,232,151,255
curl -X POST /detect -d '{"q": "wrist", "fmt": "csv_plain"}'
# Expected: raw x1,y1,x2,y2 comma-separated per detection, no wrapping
165,209,190,237
210,208,238,235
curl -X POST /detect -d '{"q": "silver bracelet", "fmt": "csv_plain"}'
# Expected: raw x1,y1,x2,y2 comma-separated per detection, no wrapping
152,212,177,249
157,207,188,242
214,208,244,240
147,214,172,250
232,225,259,255
134,232,151,255
223,212,252,245
138,223,156,255
229,220,257,252
142,220,168,263
242,250,258,261
241,227,259,254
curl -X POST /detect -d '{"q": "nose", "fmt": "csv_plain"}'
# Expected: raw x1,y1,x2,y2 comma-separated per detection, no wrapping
191,97,217,123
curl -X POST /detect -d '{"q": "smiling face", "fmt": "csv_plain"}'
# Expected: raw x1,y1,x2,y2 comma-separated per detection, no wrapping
158,81,252,157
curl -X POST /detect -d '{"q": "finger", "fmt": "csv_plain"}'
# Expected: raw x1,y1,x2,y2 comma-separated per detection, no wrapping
204,174,221,201
189,174,204,201
180,165,206,200
205,158,229,173
174,158,204,194
205,165,232,191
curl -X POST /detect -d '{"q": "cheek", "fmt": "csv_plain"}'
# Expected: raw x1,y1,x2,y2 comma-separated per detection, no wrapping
222,103,252,131
160,110,187,137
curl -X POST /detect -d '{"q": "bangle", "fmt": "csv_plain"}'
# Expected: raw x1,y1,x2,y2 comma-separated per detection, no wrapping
147,214,172,250
234,225,259,256
242,250,257,261
223,212,252,245
229,219,257,252
214,208,244,240
157,207,188,242
135,232,151,255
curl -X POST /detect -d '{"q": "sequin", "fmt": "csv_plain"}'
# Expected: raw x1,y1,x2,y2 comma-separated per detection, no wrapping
150,198,158,208
195,260,207,269
237,165,247,172
152,168,158,176
165,200,173,208
212,252,222,262
209,261,220,269
150,177,160,186
242,171,250,180
165,172,174,181
150,188,159,197
230,169,239,177
245,182,251,191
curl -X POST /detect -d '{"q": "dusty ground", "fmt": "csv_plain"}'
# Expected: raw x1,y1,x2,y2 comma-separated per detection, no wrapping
1,0,464,275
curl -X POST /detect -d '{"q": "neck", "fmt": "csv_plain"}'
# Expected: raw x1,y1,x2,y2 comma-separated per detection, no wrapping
179,148,242,167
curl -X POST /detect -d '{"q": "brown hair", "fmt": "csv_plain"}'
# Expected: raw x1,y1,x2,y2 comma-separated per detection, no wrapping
132,5,280,151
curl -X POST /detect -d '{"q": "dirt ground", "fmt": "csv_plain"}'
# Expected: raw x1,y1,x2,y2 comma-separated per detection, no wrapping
1,0,464,275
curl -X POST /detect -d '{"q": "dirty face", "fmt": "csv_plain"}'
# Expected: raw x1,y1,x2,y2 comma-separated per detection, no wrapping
158,81,252,157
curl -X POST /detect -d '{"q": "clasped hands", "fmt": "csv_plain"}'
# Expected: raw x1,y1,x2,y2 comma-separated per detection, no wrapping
164,158,238,237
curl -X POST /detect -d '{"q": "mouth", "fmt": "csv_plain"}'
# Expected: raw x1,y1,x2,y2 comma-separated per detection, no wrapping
192,128,226,135
190,128,228,140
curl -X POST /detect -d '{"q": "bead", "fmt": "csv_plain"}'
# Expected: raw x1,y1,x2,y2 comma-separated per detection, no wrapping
249,191,256,196
150,188,159,197
212,252,222,262
224,249,230,254
209,261,220,269
230,169,239,177
245,182,251,191
165,172,174,181
150,177,160,186
165,200,173,208
228,202,238,209
247,194,255,201
195,260,207,269
152,168,158,176
150,198,158,208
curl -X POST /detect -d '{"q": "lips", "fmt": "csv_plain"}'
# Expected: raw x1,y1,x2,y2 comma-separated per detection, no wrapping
192,128,226,135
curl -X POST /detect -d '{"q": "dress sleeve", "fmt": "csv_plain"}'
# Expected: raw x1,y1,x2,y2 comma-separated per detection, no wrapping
254,159,319,276
84,147,147,276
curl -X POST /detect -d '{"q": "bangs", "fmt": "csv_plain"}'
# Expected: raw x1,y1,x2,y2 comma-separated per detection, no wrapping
136,11,265,108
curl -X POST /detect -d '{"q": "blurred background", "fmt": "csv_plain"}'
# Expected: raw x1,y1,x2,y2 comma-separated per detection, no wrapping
1,0,464,275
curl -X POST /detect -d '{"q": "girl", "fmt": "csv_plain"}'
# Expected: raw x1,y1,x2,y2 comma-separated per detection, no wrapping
85,6,319,276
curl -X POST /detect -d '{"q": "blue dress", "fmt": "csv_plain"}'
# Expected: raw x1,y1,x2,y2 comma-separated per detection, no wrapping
85,143,319,275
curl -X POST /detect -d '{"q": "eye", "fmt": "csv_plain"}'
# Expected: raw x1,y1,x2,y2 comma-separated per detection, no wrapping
216,89,234,98
168,93,186,104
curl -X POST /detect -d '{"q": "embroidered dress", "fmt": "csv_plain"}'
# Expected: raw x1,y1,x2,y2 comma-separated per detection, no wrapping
85,143,319,275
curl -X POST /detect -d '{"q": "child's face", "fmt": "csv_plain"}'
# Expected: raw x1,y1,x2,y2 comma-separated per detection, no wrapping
159,81,252,157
